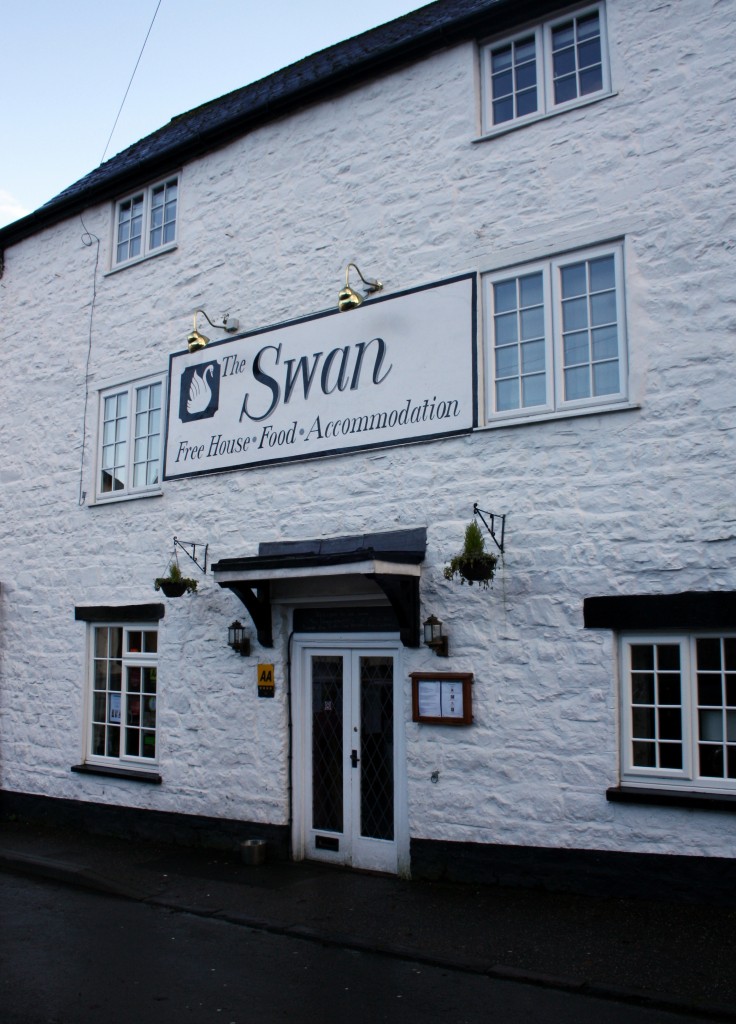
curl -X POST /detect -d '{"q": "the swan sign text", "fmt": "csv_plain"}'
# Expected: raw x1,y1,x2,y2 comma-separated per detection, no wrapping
164,275,476,478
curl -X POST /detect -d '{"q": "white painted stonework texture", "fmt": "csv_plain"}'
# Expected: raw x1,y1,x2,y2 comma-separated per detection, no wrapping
1,0,735,859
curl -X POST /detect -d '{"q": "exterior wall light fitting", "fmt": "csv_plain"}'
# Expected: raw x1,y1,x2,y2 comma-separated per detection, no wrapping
338,263,383,311
423,614,448,657
187,309,240,352
228,620,251,657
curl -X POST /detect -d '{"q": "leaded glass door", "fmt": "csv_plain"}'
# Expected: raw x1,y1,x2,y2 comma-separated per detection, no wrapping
302,645,399,873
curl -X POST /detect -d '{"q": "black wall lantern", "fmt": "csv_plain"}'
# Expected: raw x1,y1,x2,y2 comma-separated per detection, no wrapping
228,620,251,657
423,614,448,657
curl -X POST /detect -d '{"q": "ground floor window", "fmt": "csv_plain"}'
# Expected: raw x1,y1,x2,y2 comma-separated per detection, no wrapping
88,624,158,767
621,633,736,792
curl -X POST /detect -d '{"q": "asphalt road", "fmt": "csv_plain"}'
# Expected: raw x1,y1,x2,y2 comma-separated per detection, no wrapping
0,873,716,1024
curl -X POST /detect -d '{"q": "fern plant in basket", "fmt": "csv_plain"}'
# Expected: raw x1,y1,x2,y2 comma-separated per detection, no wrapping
443,520,498,589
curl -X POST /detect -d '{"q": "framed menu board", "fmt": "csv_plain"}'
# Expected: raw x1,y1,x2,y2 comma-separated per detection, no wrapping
410,672,473,725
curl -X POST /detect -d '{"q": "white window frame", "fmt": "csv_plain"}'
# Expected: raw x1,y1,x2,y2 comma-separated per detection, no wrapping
85,623,159,771
95,373,165,502
112,175,179,268
480,3,612,136
620,633,736,794
483,242,628,423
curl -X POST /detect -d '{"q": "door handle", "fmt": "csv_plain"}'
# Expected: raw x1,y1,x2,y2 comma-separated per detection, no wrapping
350,749,359,768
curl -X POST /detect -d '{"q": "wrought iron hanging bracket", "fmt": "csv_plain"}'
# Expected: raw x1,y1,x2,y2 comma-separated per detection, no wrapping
174,537,208,575
473,504,506,554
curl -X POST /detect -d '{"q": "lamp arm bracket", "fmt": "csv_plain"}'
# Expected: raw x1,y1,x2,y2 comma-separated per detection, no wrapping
472,504,506,554
173,537,208,575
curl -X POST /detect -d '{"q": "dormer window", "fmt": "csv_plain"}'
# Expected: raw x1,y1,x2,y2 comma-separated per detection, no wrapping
113,176,178,267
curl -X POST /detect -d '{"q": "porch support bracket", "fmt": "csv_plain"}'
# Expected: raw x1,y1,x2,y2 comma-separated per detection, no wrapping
219,581,273,648
371,573,421,647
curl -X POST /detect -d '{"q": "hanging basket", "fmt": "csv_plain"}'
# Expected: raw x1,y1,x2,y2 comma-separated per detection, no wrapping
154,552,198,597
443,520,498,589
157,580,188,598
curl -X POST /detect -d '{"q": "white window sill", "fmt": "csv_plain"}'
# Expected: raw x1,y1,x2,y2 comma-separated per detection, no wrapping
475,90,617,144
91,489,164,507
105,242,177,276
477,400,639,432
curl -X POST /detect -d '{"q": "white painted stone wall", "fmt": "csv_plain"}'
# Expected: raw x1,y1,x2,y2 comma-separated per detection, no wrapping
1,0,735,859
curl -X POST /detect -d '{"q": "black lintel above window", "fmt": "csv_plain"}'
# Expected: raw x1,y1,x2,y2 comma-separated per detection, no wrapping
583,590,736,631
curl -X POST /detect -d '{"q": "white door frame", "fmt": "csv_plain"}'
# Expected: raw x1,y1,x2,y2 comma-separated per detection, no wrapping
291,633,409,876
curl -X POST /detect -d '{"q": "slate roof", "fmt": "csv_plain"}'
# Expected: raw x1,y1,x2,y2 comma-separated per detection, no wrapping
0,0,553,247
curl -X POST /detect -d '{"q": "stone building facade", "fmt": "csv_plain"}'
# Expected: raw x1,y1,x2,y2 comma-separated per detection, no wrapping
1,0,734,895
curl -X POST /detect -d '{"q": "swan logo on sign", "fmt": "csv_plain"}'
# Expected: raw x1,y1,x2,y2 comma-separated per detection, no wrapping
179,361,220,422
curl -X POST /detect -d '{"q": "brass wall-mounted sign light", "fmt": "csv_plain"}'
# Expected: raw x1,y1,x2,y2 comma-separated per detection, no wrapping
337,263,383,312
187,309,240,352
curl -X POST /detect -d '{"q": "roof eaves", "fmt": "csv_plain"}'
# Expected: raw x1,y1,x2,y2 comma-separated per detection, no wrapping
0,0,552,249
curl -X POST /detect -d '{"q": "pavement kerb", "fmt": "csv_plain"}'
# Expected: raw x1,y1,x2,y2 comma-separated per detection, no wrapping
3,849,735,1023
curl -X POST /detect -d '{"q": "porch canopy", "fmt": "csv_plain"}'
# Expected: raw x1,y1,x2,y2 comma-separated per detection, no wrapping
211,528,426,648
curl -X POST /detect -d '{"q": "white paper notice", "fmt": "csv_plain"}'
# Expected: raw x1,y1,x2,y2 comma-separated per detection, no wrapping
441,681,464,718
417,680,464,719
418,681,442,718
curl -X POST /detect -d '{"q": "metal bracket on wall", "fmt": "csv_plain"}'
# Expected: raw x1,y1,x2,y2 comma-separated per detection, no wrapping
174,537,208,574
473,503,506,554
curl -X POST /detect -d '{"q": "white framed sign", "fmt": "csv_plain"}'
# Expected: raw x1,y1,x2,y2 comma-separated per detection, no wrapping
164,275,476,479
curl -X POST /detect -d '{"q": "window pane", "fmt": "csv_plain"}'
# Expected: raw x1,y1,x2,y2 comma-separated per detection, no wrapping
496,345,519,377
631,645,654,671
520,306,544,340
659,708,682,740
589,256,615,292
660,744,682,770
495,312,518,344
521,373,546,407
491,45,512,72
579,65,603,97
561,263,587,299
590,291,617,326
632,672,654,704
494,279,517,313
516,88,537,118
592,360,619,396
633,707,655,738
552,23,575,49
553,47,576,78
562,297,588,331
578,38,602,70
698,675,722,706
592,325,619,360
493,96,514,123
697,638,722,670
633,741,655,767
493,69,513,98
554,74,578,105
516,61,536,91
577,12,601,40
699,709,723,742
496,378,519,411
564,366,590,401
521,339,545,374
519,272,543,307
724,638,736,671
564,330,589,366
659,675,681,705
699,744,723,778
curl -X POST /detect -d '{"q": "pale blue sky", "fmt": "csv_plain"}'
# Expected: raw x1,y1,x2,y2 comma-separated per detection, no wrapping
1,0,426,227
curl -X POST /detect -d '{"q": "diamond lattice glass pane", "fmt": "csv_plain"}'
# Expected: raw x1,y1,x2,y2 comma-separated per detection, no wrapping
312,656,344,832
360,657,394,840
